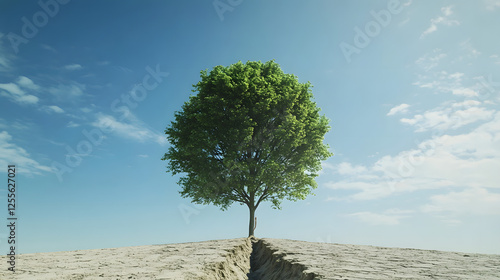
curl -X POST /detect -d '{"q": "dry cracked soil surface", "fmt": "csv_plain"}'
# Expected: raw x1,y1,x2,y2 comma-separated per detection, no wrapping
1,237,499,279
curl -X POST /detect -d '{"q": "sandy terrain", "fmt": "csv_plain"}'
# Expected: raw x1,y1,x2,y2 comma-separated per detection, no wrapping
254,238,500,279
0,238,252,280
1,237,499,279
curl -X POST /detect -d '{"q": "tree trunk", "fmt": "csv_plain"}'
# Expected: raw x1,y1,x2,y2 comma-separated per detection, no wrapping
248,205,256,237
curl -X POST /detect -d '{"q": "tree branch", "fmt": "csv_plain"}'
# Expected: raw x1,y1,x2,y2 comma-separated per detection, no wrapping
232,189,249,204
255,186,269,208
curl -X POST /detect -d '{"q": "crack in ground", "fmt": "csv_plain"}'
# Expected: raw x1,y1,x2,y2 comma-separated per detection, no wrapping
247,238,260,280
202,237,317,280
246,238,317,280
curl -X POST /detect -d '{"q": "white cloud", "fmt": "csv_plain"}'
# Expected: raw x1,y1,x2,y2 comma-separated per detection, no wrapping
459,39,481,59
441,6,453,16
413,71,464,93
43,105,65,114
421,188,500,216
448,72,464,79
326,181,396,200
41,44,57,53
384,208,415,215
400,115,422,125
470,49,480,58
421,25,437,38
402,0,412,7
92,112,167,145
413,71,495,103
0,34,13,72
0,56,10,71
401,105,494,132
387,103,410,116
485,0,500,10
490,54,500,64
321,161,335,171
138,154,149,158
325,111,500,203
0,119,31,131
0,131,52,175
81,107,93,113
326,173,457,201
17,94,39,104
48,83,85,100
64,64,83,71
451,100,481,108
0,82,23,95
398,17,410,27
0,80,39,105
415,49,447,71
336,162,367,175
17,76,40,90
452,88,478,97
347,211,409,226
66,121,80,128
420,6,460,38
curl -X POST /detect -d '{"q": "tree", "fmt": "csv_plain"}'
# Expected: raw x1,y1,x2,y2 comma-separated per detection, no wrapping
162,60,332,237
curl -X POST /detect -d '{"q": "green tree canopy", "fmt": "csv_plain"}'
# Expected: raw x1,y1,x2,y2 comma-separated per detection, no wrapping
162,60,332,236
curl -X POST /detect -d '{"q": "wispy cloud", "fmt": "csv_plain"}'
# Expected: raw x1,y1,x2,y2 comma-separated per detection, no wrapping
451,88,478,97
48,82,86,101
413,71,470,94
485,0,500,10
0,83,23,95
81,105,96,113
421,188,500,216
41,44,57,53
17,76,40,90
400,102,494,132
398,17,410,27
64,64,83,71
347,210,411,226
387,104,410,116
408,69,496,131
42,105,65,114
335,162,368,175
0,119,31,131
415,49,447,72
0,33,14,72
459,39,481,59
0,131,52,175
66,121,80,128
92,112,167,145
420,6,460,38
451,100,481,108
0,77,40,105
325,111,500,203
490,55,500,64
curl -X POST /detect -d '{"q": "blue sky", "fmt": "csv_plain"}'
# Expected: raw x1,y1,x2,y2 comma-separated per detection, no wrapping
0,0,499,255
